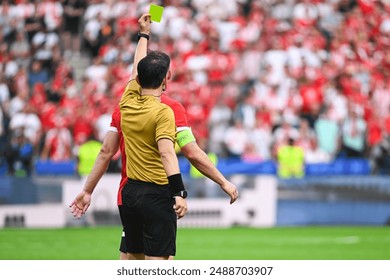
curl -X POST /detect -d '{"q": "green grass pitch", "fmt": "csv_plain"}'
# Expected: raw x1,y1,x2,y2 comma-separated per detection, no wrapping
0,226,389,260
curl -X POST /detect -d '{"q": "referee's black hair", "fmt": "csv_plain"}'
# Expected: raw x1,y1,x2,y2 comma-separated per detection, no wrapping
137,51,170,89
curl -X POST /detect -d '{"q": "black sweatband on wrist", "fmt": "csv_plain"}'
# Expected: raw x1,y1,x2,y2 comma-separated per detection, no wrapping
168,173,185,193
137,32,150,41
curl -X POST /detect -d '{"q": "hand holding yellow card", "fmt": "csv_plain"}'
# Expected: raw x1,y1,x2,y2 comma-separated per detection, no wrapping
149,4,164,22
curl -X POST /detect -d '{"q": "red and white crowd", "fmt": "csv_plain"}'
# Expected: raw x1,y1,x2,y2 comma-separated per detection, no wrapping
0,0,390,175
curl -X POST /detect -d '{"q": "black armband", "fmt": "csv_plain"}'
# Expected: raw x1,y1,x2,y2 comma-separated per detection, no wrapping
168,173,185,194
137,32,150,41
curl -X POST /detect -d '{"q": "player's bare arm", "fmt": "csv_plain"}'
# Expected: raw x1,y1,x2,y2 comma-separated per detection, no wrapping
178,134,239,204
69,131,120,218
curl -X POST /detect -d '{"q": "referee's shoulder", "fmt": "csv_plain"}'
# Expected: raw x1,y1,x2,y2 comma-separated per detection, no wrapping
155,101,174,114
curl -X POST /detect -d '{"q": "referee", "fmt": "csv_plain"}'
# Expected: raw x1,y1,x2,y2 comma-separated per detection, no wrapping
119,14,187,260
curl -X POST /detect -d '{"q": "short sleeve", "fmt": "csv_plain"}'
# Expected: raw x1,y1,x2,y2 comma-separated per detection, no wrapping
155,105,176,143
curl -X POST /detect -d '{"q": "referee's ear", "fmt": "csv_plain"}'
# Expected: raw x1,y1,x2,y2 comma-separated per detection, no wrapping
167,70,171,80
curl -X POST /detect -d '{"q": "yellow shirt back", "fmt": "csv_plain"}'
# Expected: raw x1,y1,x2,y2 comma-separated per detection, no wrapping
119,80,176,185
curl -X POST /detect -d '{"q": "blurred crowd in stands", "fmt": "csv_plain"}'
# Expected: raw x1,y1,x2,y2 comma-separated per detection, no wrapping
0,0,390,177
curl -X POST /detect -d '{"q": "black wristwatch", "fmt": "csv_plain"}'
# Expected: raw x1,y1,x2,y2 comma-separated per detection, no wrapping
173,190,188,198
137,32,150,41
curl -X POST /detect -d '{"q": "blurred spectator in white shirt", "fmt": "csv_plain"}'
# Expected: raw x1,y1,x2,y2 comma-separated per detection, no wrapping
233,94,256,129
249,120,273,161
208,97,233,156
10,31,31,68
273,118,300,151
37,0,63,32
224,119,249,158
271,0,294,21
94,107,111,143
9,103,42,147
83,13,102,57
0,75,10,113
296,118,316,153
263,38,288,86
371,78,390,119
323,80,348,122
292,0,319,25
314,106,340,158
12,0,35,20
305,138,331,163
233,42,262,82
84,56,108,93
8,86,29,117
185,42,211,85
340,105,367,158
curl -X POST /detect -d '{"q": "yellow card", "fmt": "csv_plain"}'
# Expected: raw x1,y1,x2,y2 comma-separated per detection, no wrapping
149,4,164,22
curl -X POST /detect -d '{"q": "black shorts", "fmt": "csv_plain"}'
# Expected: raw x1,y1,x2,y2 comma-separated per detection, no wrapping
118,205,127,254
120,178,177,257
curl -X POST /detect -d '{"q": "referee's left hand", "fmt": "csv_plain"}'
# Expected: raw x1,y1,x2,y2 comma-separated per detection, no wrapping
174,197,187,219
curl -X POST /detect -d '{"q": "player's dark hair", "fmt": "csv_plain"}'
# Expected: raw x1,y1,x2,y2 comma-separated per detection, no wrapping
137,51,170,89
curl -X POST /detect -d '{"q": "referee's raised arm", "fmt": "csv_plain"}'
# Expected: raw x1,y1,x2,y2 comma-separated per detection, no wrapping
129,13,151,81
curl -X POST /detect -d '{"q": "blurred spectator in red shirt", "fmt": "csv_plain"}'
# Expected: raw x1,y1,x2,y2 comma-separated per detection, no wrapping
40,114,72,161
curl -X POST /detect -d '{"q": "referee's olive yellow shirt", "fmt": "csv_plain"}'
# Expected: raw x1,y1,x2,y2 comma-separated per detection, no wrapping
119,80,176,185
